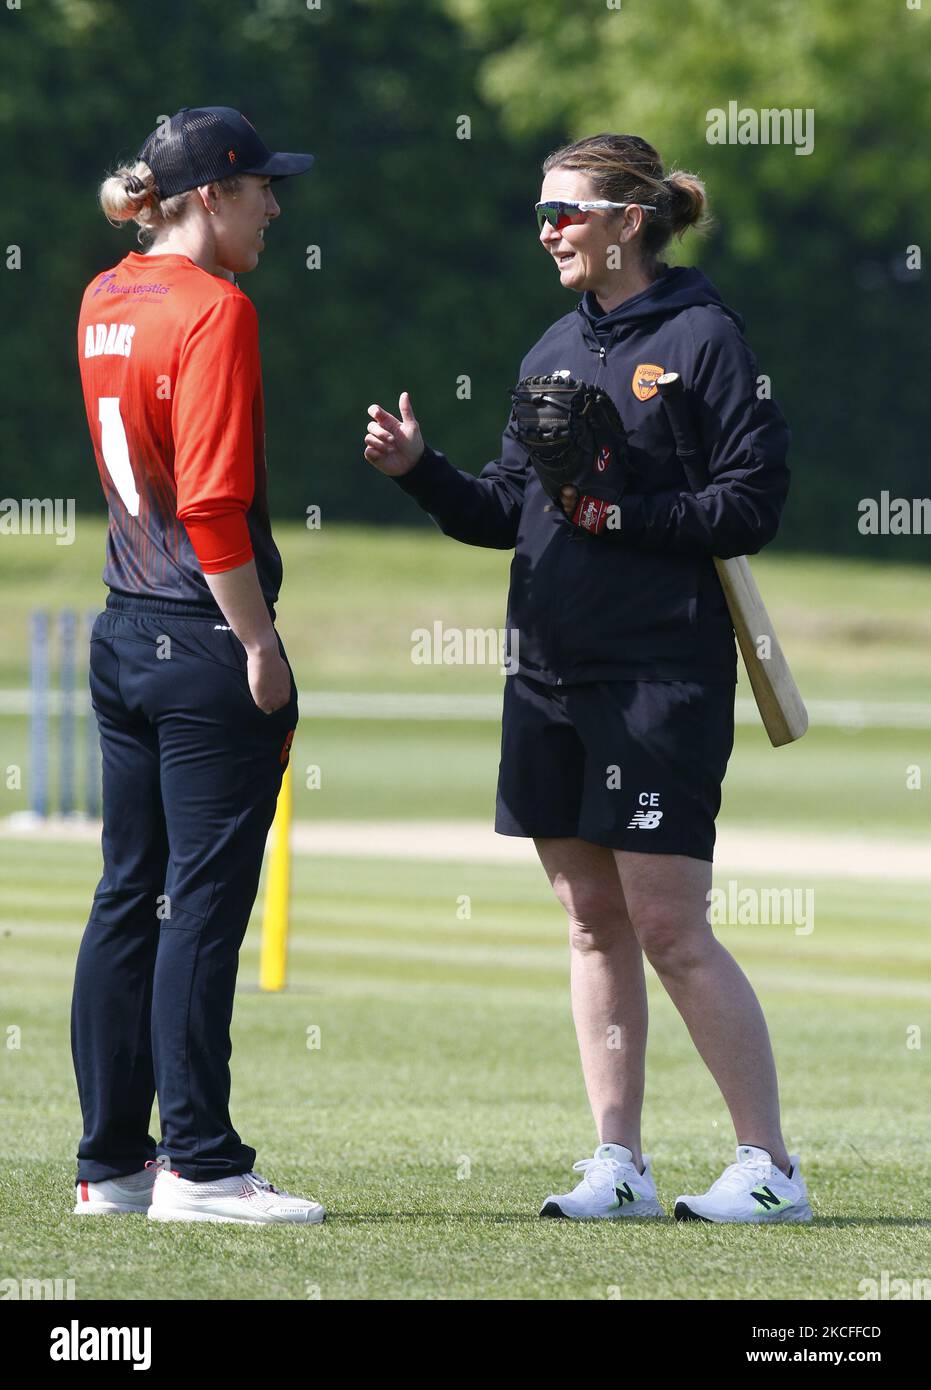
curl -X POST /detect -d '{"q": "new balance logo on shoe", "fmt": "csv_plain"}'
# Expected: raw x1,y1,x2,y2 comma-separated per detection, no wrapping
615,1183,637,1204
751,1186,793,1212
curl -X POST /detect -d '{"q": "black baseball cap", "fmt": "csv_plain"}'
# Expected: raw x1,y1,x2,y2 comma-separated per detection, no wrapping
138,106,314,198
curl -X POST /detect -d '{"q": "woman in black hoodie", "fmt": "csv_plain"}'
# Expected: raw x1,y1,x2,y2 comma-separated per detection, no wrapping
364,133,811,1226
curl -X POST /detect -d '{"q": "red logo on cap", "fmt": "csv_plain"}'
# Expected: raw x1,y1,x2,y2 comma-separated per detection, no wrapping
228,149,237,164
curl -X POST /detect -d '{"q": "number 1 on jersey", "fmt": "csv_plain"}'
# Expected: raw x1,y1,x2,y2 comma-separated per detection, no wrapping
98,397,140,516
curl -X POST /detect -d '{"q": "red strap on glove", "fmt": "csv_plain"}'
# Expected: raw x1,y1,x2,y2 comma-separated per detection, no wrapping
571,494,613,535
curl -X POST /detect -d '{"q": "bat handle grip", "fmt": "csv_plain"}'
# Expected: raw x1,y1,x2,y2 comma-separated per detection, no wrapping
656,372,706,491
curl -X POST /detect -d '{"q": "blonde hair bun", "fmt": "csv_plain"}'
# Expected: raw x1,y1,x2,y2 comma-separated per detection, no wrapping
99,162,157,226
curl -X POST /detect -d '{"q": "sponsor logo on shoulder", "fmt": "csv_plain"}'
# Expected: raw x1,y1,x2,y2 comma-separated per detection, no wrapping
632,363,664,402
92,271,170,299
92,272,118,298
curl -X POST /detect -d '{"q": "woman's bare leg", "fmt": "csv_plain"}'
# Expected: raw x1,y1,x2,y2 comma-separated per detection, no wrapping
614,850,790,1172
535,837,648,1169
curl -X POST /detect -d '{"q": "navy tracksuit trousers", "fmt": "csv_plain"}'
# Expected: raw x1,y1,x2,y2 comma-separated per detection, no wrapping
71,593,298,1182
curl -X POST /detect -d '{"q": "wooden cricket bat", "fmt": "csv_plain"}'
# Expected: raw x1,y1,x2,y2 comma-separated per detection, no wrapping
712,552,808,746
655,373,808,748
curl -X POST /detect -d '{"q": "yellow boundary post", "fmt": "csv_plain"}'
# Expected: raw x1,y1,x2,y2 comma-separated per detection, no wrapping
259,762,292,991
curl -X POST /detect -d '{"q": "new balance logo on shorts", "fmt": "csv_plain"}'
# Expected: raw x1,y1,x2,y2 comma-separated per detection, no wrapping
628,792,663,830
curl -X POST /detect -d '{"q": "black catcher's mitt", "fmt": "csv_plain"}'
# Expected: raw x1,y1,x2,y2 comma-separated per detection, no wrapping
507,371,629,534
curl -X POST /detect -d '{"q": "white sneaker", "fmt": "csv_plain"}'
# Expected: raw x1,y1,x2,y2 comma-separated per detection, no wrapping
73,1166,156,1215
147,1168,325,1225
674,1144,812,1223
539,1143,664,1220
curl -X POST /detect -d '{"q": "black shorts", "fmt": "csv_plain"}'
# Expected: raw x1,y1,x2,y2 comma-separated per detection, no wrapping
495,674,736,862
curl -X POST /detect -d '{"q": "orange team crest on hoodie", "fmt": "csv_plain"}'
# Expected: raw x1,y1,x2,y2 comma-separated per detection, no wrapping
632,364,664,402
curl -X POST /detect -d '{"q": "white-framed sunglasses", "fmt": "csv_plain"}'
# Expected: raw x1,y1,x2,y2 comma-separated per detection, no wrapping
535,199,657,232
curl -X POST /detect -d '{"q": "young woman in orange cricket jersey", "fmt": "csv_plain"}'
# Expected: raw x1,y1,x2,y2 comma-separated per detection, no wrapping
72,107,323,1224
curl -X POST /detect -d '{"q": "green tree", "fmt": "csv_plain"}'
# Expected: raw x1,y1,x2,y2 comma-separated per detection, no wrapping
1,0,927,558
441,0,931,557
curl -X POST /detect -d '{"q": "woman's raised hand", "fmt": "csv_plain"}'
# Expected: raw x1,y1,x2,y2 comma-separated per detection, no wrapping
364,392,424,476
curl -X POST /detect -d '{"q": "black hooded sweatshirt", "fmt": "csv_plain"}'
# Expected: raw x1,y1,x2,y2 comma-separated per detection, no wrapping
394,265,791,685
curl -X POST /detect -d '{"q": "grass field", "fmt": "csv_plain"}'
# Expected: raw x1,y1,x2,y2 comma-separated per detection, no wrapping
1,520,930,837
1,840,928,1301
1,521,928,1300
2,519,931,700
1,713,927,838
